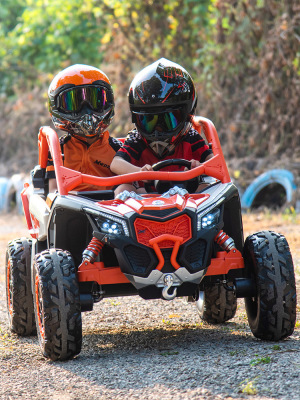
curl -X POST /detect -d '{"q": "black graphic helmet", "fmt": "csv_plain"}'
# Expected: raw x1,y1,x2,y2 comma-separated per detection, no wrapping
48,64,114,139
128,58,197,158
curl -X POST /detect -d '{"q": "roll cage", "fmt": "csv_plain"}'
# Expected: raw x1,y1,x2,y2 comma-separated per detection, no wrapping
37,116,231,195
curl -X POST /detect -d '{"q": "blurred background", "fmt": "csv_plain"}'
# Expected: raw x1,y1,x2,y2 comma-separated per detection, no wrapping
0,0,299,211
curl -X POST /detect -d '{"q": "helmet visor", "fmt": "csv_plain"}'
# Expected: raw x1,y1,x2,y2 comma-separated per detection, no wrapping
57,86,109,114
133,109,185,135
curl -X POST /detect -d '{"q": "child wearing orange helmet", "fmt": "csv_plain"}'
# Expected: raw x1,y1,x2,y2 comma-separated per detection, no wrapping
47,64,121,191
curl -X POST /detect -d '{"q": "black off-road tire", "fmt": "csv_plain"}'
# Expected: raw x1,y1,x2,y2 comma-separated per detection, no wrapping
33,249,82,361
5,238,36,336
243,231,296,341
196,284,237,324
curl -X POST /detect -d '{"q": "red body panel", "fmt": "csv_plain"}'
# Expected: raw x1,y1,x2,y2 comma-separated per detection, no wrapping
77,261,130,284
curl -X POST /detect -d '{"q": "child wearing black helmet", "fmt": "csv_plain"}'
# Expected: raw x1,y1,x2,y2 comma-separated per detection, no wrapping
110,58,213,194
47,64,122,192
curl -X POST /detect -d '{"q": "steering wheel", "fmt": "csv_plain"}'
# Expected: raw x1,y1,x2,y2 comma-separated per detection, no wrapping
144,158,200,194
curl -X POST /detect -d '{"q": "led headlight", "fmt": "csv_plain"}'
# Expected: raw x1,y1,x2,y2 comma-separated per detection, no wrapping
197,208,220,231
83,207,129,236
99,220,123,235
96,211,129,236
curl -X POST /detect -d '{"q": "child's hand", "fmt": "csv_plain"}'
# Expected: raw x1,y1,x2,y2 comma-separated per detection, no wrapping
140,164,153,172
190,159,201,169
184,159,200,170
140,164,153,183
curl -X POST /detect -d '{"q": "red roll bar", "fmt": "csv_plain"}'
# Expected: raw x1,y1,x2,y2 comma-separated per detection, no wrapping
38,116,231,195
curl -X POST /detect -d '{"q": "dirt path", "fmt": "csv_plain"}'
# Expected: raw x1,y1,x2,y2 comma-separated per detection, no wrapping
0,212,299,400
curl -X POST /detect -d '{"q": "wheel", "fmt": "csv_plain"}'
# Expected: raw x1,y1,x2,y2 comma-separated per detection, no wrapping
243,231,296,341
5,238,36,336
195,284,237,323
33,249,82,361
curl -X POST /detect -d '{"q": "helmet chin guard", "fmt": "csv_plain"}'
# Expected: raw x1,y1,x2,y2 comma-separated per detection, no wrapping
146,120,192,159
51,112,112,139
149,140,172,159
70,110,112,138
77,114,98,137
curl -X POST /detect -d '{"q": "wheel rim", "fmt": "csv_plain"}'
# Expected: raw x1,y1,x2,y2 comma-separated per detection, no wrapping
6,258,13,317
35,275,45,340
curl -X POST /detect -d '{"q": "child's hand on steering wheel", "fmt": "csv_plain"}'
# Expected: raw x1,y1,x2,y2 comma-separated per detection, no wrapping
185,159,200,170
140,164,153,183
140,164,153,172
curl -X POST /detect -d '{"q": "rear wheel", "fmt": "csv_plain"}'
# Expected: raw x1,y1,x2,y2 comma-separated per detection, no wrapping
33,249,82,361
243,231,296,341
196,284,237,323
5,238,36,335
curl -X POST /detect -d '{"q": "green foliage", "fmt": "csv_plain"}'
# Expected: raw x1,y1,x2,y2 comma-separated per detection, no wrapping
250,355,271,366
196,0,299,158
0,0,212,95
239,378,258,395
97,0,213,77
272,345,281,351
0,0,299,173
283,206,297,222
160,350,179,356
0,0,26,34
0,0,111,94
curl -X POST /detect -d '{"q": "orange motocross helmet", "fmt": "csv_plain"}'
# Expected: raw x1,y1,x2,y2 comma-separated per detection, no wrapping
48,64,114,138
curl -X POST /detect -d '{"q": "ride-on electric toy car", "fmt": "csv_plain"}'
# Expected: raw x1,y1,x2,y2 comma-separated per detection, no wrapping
6,117,297,361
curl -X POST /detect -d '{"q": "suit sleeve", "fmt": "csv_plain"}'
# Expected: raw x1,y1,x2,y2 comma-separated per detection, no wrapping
187,128,213,163
114,130,146,165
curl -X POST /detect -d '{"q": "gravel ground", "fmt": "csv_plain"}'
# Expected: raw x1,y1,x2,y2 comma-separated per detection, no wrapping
0,213,299,400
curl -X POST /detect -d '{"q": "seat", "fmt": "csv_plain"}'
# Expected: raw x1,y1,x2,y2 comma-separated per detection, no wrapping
31,165,49,198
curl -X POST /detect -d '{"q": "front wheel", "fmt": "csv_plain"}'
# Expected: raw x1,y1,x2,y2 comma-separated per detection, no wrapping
33,249,82,361
5,238,36,336
243,231,296,341
196,284,237,324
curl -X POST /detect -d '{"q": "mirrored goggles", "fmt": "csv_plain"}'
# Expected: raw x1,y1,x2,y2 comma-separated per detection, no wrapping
133,109,185,134
57,86,109,113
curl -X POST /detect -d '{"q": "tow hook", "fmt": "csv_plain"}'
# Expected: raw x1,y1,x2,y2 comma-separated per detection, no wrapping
162,274,177,300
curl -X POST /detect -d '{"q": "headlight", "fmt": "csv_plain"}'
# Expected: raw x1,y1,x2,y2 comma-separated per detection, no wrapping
96,211,129,236
98,219,123,235
197,208,220,231
83,208,129,236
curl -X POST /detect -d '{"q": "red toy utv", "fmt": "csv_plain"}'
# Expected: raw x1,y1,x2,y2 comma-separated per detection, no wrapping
6,117,297,360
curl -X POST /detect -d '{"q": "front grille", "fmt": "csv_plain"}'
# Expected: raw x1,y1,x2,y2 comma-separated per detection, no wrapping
124,245,153,274
134,214,192,248
141,208,179,218
185,239,206,271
